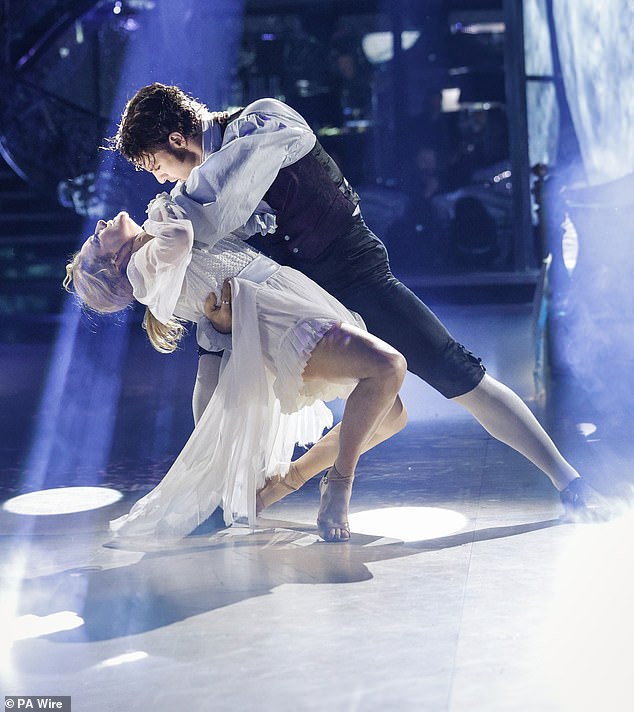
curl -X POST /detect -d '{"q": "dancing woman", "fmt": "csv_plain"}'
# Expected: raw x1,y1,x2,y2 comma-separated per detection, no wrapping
64,194,407,542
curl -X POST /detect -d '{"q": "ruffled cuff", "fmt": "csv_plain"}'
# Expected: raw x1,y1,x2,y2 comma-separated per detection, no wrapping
196,318,233,353
146,192,189,222
231,202,277,240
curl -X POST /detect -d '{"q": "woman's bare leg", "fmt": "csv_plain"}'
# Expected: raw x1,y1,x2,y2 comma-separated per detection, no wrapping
256,397,407,514
301,323,407,540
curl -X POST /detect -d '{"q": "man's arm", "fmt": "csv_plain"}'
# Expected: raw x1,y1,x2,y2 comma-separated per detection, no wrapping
172,99,316,241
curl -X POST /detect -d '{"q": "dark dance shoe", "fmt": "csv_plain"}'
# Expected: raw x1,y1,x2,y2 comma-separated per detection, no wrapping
559,478,610,523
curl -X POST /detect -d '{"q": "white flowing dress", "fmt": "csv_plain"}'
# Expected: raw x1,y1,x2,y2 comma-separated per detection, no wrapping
109,194,364,542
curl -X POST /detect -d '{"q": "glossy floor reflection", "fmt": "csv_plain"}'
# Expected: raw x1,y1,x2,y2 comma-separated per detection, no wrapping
1,303,632,711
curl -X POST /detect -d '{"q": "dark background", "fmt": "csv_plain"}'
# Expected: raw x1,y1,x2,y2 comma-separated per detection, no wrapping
0,0,537,326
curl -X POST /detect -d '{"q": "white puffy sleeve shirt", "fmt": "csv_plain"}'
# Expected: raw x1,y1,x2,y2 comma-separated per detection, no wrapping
126,193,194,325
171,98,316,240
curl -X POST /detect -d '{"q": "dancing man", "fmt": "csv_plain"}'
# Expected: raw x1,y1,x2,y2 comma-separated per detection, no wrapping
111,83,604,520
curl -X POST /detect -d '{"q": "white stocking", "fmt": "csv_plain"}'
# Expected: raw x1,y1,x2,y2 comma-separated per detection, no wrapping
453,374,579,491
192,353,222,425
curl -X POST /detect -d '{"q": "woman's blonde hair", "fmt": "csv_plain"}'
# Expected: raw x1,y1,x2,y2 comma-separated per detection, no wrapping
63,249,134,313
142,309,186,354
64,249,186,353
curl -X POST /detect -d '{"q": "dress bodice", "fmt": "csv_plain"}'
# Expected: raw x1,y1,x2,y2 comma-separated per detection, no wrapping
173,236,259,323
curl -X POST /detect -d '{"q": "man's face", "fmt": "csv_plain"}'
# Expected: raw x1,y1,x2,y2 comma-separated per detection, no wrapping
143,132,201,183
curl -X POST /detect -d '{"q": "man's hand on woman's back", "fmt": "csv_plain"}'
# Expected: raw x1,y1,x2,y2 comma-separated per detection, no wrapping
203,279,232,333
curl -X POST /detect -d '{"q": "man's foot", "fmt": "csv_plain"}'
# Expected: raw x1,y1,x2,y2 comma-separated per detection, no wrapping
317,465,354,542
560,477,610,523
256,463,310,515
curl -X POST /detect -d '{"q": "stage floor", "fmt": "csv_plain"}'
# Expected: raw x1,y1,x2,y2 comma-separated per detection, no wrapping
1,302,632,711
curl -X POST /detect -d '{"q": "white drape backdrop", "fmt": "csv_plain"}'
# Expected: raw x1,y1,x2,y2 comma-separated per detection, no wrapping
525,0,634,184
554,0,634,184
524,0,634,428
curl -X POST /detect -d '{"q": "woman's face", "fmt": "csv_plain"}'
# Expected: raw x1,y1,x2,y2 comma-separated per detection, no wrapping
80,211,144,268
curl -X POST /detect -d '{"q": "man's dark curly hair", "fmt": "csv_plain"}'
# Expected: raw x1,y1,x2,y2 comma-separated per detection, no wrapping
110,83,208,169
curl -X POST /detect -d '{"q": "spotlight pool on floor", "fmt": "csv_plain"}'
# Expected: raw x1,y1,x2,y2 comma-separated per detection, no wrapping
2,486,123,516
349,506,468,542
6,611,85,642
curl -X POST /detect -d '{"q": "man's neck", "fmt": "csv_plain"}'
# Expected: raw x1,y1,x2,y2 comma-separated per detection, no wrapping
190,132,204,167
200,115,224,162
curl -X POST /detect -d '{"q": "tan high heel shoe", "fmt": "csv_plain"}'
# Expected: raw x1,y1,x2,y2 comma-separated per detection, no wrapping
256,463,312,515
316,464,354,542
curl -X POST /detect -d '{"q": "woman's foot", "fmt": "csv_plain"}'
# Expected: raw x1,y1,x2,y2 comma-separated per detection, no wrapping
317,465,354,542
256,464,310,515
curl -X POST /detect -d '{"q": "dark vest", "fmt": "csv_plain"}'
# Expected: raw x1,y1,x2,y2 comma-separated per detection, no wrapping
221,111,359,260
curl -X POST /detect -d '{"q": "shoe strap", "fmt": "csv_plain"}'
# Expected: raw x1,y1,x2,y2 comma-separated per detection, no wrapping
324,464,354,483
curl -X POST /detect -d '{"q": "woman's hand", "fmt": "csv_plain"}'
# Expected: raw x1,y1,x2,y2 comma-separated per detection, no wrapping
203,279,232,333
209,110,230,124
133,230,154,250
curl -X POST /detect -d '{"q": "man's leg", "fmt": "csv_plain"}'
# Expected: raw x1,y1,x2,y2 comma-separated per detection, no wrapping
292,219,600,515
453,374,578,490
192,351,222,425
454,375,607,519
189,351,227,533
